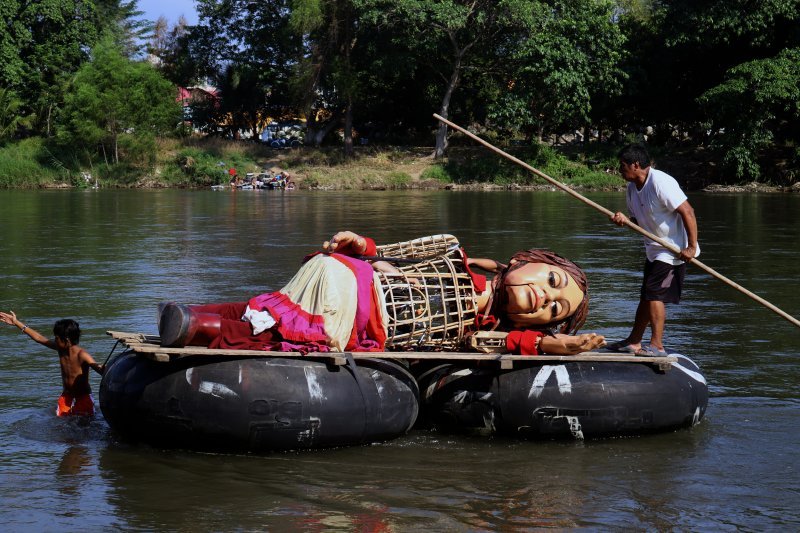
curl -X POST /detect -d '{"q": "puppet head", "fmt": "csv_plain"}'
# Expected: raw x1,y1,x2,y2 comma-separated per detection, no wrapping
490,249,588,334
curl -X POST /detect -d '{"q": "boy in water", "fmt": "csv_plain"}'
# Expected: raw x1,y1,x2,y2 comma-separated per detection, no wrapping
0,311,105,417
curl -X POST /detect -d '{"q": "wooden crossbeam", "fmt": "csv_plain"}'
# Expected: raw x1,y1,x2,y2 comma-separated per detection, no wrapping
107,330,677,371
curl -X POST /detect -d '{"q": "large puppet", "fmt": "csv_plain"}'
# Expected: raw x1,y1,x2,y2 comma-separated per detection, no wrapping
158,232,605,355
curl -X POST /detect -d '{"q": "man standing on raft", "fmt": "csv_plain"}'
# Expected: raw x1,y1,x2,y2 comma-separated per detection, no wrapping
609,144,700,356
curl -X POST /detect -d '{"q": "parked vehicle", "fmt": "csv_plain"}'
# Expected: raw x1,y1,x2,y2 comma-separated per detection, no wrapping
261,121,305,149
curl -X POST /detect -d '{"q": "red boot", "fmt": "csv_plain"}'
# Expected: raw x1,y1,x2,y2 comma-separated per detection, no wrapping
158,303,222,347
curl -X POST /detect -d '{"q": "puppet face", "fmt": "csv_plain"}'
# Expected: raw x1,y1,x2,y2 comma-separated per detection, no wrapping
502,262,584,327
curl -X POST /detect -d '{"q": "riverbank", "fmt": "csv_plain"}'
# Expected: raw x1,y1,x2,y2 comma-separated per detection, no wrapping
1,136,796,192
139,138,628,191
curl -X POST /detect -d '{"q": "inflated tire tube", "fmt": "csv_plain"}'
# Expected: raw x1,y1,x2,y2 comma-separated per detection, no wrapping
100,351,419,452
415,354,708,438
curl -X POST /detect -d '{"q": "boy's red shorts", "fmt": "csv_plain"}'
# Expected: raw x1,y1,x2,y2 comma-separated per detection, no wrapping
56,393,95,417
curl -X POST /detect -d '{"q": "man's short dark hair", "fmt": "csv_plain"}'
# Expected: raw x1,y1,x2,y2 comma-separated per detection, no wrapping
53,319,81,345
618,144,651,168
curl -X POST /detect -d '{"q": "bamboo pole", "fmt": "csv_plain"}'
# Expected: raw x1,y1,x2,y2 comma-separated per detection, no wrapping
433,113,800,329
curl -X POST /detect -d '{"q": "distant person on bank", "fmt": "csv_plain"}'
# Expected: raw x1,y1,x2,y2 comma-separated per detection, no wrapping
0,311,105,416
608,144,699,356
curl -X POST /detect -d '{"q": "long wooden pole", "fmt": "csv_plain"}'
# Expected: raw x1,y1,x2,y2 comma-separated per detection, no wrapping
434,113,800,329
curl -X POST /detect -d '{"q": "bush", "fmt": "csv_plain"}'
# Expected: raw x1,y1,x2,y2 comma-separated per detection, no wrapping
385,171,412,187
437,142,622,188
168,147,244,186
420,164,452,182
0,138,70,187
117,133,157,168
723,146,761,182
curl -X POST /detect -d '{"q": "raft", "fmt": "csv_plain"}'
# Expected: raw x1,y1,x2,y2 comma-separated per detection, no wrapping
100,332,708,450
100,333,420,452
414,353,708,438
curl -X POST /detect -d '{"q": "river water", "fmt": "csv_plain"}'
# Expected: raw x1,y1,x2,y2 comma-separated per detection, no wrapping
1,189,798,530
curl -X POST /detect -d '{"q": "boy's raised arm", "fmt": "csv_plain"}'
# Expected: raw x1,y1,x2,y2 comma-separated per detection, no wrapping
0,311,57,349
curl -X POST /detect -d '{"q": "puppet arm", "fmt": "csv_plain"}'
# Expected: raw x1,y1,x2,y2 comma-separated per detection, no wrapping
539,333,606,355
467,257,506,273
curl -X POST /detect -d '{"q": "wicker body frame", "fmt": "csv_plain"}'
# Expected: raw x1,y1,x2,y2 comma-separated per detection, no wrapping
376,235,479,351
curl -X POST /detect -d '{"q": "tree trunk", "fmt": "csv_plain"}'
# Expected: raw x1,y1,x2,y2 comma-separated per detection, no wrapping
306,113,320,147
342,5,355,159
343,97,353,158
312,110,343,146
434,56,462,159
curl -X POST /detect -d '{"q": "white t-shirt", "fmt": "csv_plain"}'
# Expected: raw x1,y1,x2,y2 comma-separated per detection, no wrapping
626,168,699,265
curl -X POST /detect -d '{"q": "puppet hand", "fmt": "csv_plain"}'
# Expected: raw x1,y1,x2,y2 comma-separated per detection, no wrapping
323,231,367,255
540,333,605,355
565,333,606,354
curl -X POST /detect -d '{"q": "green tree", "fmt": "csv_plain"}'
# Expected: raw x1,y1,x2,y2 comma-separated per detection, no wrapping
58,36,181,167
188,0,300,136
488,0,626,142
96,0,152,59
614,0,799,140
359,0,535,158
290,0,362,154
699,48,800,181
218,63,273,139
1,1,160,137
0,0,100,136
0,88,29,143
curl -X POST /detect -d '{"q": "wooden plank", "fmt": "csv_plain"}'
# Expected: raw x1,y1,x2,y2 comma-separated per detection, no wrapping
106,330,677,367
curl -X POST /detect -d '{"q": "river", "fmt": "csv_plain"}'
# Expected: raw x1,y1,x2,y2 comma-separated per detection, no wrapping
1,189,798,530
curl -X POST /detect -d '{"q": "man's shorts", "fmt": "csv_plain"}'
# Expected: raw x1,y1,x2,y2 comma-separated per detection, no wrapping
56,393,95,417
640,259,686,304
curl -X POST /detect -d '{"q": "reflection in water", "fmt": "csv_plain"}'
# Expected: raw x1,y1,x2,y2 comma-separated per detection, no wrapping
90,428,738,531
96,444,402,531
57,445,92,501
57,445,91,476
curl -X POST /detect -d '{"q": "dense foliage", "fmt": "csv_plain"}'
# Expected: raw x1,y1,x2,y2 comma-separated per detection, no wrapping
1,0,798,184
57,36,182,169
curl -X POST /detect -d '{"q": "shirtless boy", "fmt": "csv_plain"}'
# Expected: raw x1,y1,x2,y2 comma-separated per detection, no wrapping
1,311,105,416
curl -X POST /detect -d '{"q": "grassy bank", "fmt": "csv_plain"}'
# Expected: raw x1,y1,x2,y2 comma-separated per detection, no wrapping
0,138,76,188
0,136,626,190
